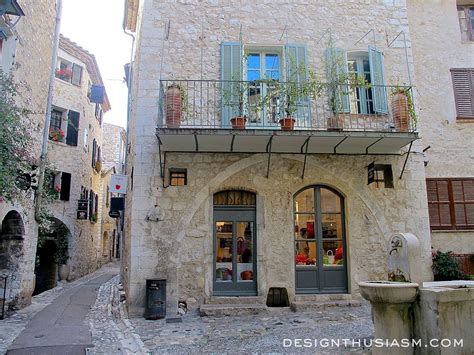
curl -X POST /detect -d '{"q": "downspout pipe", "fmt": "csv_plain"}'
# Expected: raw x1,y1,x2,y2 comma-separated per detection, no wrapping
35,0,62,220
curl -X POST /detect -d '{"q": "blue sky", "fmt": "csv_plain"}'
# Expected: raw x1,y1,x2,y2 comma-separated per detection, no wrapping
61,0,132,129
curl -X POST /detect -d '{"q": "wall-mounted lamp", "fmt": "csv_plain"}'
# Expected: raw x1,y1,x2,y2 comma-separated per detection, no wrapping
0,0,24,33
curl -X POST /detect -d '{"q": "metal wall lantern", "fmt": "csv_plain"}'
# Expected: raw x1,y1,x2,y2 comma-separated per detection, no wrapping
0,0,25,17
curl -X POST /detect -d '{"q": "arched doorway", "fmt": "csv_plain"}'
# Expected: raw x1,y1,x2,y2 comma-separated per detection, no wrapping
213,190,257,296
0,211,25,274
294,186,348,293
34,219,70,295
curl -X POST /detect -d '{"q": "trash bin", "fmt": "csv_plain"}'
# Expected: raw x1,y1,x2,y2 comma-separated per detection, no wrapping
144,279,166,320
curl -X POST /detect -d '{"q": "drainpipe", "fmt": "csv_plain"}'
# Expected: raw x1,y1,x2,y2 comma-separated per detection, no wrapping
35,0,63,220
123,28,135,176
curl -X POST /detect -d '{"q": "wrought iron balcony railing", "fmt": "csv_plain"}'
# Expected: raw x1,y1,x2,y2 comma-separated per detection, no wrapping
158,79,416,133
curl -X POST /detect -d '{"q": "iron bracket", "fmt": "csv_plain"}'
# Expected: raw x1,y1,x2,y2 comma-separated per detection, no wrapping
399,141,413,180
266,135,274,179
301,136,311,179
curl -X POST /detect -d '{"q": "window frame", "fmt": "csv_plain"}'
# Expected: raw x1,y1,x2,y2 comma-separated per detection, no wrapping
427,178,474,231
169,168,187,186
457,5,474,41
56,57,83,86
451,68,474,120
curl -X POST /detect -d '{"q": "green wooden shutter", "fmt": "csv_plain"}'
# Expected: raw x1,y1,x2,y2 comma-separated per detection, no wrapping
285,44,310,126
324,47,350,113
369,46,388,114
66,110,79,146
221,42,242,127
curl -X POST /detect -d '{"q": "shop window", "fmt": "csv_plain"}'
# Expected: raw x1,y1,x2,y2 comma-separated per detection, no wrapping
169,168,187,186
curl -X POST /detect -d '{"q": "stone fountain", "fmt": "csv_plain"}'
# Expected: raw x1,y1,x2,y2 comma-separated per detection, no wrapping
359,233,421,354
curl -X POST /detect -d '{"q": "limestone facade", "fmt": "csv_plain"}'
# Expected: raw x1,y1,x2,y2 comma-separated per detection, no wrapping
0,0,56,309
46,35,111,279
123,0,435,316
407,1,474,254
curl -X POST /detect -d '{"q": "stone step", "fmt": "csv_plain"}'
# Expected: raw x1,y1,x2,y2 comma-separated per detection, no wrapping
200,303,268,317
293,294,355,302
291,300,362,312
206,296,265,305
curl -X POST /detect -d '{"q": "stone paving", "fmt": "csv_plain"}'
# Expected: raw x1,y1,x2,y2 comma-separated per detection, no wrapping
2,265,375,354
127,304,374,354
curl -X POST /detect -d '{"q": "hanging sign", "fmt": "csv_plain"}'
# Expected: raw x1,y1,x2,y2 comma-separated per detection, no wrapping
77,199,89,220
109,210,120,218
110,174,128,194
367,162,375,185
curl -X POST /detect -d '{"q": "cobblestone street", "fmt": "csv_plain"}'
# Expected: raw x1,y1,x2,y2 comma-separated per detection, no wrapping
1,263,374,354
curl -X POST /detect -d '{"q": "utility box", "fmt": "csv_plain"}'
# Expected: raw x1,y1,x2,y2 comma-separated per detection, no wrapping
144,279,166,320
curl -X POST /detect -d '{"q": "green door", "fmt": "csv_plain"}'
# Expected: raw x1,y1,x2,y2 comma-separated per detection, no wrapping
213,191,257,296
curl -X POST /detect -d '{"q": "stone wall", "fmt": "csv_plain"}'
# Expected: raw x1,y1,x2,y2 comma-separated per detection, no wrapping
407,0,474,254
123,0,434,315
47,45,105,280
0,0,56,309
102,123,126,173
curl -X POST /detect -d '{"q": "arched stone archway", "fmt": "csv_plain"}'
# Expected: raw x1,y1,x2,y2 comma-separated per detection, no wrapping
0,210,25,275
34,218,70,295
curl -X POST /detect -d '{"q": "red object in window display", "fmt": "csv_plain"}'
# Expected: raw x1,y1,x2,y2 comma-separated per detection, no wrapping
306,221,314,238
335,245,343,260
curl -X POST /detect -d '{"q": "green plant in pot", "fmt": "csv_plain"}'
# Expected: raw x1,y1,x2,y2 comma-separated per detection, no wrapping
432,250,462,281
390,85,416,132
223,79,248,129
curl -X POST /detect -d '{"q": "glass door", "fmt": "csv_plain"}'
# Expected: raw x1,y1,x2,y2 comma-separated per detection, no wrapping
294,186,347,293
246,52,281,128
214,209,257,296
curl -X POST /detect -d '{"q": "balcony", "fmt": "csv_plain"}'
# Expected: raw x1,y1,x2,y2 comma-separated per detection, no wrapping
156,79,418,155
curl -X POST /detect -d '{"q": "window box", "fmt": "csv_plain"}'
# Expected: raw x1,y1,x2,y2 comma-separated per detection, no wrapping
49,128,65,142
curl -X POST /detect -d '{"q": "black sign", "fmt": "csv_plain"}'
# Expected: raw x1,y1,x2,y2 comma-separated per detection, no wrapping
77,210,88,220
111,197,125,211
109,210,120,218
77,199,89,220
367,162,375,185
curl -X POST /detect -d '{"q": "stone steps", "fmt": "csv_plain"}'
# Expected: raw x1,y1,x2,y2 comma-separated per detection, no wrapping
293,294,355,302
200,303,268,317
206,296,265,305
291,299,362,312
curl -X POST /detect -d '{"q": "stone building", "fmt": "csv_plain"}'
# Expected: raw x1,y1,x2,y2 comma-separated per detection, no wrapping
122,0,436,316
0,0,56,310
407,1,474,260
100,122,126,261
40,34,111,290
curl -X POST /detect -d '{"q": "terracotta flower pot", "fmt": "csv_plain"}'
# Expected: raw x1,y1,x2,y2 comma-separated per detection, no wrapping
327,115,344,131
279,117,296,131
58,264,70,281
230,117,246,129
165,85,182,128
391,92,409,132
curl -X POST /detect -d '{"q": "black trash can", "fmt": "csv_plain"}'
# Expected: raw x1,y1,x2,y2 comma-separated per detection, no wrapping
144,279,166,320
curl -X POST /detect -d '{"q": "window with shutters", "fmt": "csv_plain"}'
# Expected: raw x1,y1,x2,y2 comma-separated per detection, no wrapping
55,58,83,86
427,178,474,230
451,68,474,119
457,5,474,41
66,110,80,146
60,172,71,201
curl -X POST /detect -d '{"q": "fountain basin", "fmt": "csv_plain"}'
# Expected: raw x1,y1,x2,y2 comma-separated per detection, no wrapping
359,281,419,304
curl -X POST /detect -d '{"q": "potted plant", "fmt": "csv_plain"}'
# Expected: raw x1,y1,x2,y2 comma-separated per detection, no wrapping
165,84,187,128
49,128,65,142
223,79,248,129
432,250,462,281
90,213,98,223
276,81,303,131
391,86,415,132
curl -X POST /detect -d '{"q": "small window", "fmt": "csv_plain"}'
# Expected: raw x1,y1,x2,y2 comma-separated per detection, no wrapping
50,109,63,132
427,178,474,230
370,164,394,189
457,5,474,41
60,172,71,201
169,169,187,186
451,68,474,119
55,58,83,86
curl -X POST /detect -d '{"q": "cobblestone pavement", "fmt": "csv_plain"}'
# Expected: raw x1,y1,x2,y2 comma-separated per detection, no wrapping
128,304,373,354
0,263,118,354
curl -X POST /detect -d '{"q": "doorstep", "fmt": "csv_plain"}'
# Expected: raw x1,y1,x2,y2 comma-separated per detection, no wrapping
199,303,269,317
291,294,362,312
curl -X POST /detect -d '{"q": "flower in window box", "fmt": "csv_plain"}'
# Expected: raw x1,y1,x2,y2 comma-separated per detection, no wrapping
295,254,309,265
55,68,73,81
49,128,65,141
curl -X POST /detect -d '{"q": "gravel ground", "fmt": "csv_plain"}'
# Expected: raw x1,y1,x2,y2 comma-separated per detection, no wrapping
128,304,374,354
